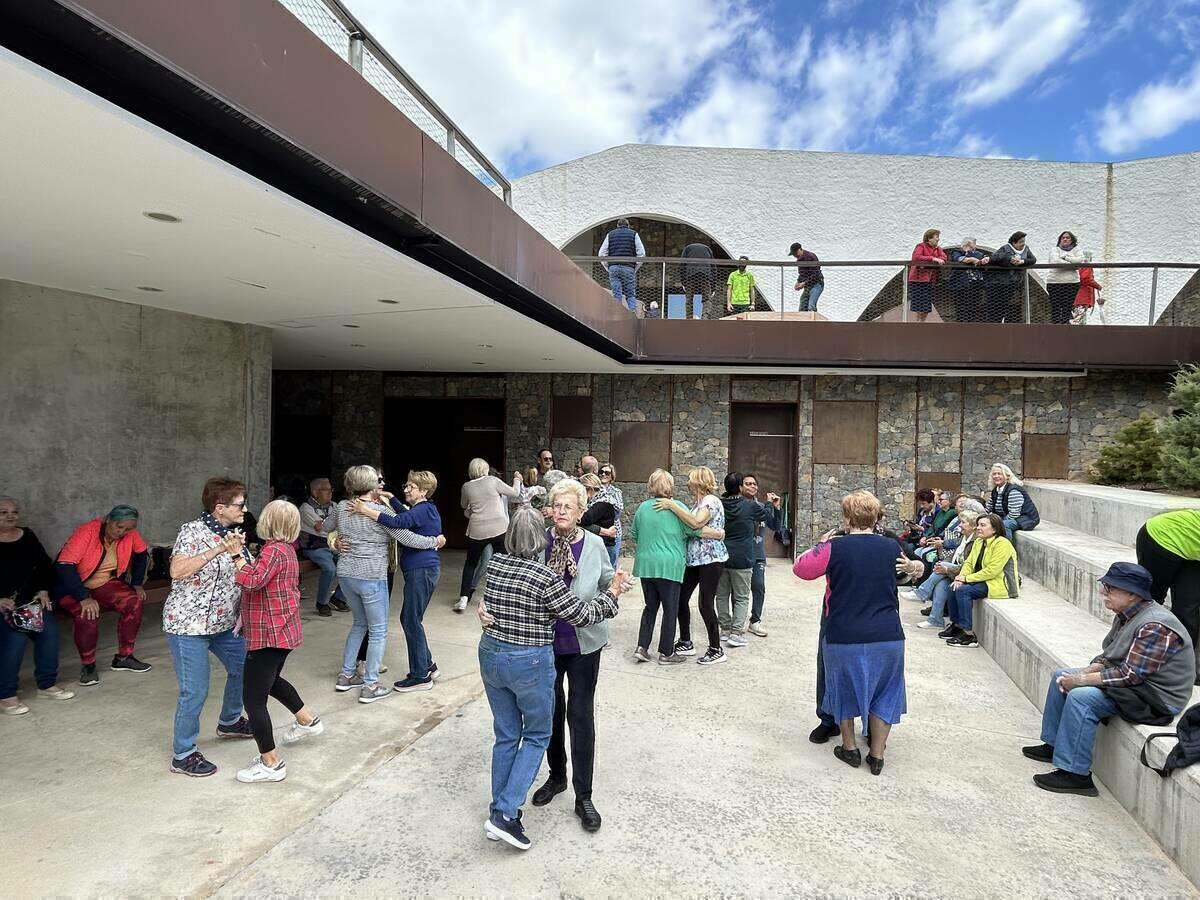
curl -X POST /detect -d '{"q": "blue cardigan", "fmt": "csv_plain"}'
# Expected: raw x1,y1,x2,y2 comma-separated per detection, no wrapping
377,498,442,572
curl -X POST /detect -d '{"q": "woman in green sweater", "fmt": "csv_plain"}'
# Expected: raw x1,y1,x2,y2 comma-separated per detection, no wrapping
630,469,696,666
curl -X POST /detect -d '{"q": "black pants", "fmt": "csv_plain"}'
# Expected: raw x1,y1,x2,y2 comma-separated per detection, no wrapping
459,533,507,599
1137,526,1200,672
548,648,601,800
678,562,722,650
984,281,1017,322
638,577,681,656
1047,283,1076,324
243,647,305,754
953,285,984,323
816,615,834,727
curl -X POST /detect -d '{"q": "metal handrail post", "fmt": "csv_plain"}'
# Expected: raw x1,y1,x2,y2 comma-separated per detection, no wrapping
779,269,784,320
1149,266,1159,325
348,31,364,72
900,268,908,322
1023,270,1032,323
446,127,456,157
660,262,667,319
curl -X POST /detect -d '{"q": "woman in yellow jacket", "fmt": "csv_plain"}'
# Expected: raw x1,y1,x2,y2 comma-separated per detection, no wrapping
943,513,1018,648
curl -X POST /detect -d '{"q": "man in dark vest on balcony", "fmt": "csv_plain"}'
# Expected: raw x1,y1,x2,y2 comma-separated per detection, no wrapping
598,218,645,313
1022,562,1196,796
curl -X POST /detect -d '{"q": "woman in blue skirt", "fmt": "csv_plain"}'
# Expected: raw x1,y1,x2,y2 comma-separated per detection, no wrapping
794,489,906,775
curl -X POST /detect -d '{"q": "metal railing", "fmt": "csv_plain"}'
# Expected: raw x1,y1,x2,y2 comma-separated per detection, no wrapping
568,257,1200,326
277,0,511,203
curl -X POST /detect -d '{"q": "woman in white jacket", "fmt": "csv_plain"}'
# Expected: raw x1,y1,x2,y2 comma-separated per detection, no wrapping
1046,231,1088,325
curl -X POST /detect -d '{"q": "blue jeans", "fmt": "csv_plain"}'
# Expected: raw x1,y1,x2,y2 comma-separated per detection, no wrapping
339,576,390,684
0,612,60,699
608,538,620,570
1001,517,1019,542
608,265,637,310
928,577,954,625
1040,668,1120,775
951,582,988,631
402,565,440,680
478,633,556,819
751,558,767,622
799,282,824,311
916,570,945,602
167,630,246,759
302,547,344,607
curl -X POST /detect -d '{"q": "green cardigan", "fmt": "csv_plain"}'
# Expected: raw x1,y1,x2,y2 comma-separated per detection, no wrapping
630,499,697,583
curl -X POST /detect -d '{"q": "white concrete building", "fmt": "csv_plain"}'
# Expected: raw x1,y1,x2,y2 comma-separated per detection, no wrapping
512,144,1200,324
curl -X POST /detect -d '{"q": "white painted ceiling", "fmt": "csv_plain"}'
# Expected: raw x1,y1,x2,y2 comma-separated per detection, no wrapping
0,46,625,373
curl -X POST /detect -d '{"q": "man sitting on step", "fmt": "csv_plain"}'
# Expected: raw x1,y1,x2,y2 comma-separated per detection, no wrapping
1022,562,1196,796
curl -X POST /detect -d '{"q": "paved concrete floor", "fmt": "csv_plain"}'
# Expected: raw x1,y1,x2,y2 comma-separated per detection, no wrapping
3,558,1197,898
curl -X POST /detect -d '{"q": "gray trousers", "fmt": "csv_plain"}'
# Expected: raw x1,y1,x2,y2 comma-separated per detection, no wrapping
716,567,753,634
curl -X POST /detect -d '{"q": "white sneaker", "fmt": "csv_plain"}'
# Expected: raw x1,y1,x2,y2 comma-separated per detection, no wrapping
899,589,920,602
1,699,29,716
282,716,325,745
39,685,76,701
236,756,287,783
454,596,469,613
916,620,944,630
748,621,768,637
726,633,749,648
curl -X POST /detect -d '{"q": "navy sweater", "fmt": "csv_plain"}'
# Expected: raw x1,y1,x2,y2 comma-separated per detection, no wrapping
377,498,442,572
824,534,905,645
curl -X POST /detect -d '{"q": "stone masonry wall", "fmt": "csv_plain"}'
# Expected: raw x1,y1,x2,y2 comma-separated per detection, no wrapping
1068,372,1169,479
917,377,962,473
877,377,918,526
961,377,1025,496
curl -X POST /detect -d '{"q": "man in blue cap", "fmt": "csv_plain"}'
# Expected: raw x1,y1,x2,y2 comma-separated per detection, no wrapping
1022,562,1196,796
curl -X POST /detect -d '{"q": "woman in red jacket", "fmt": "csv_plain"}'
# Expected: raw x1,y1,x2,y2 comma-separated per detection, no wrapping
1071,265,1103,324
232,500,324,783
908,228,947,323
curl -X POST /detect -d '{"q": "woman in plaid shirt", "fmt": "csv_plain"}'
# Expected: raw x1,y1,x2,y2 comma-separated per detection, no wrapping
475,504,628,850
231,500,324,783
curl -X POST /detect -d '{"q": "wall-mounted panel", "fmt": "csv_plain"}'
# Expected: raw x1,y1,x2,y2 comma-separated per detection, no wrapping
813,401,877,465
612,421,671,482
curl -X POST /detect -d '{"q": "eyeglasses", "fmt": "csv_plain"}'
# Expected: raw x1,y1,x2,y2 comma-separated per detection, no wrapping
600,469,613,475
550,502,578,512
222,501,247,509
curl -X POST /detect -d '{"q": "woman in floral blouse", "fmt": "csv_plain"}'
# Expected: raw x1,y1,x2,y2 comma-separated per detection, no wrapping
163,478,256,778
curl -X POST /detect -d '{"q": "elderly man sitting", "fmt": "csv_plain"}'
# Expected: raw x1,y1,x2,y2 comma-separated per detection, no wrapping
55,505,152,685
299,477,350,617
1023,562,1197,796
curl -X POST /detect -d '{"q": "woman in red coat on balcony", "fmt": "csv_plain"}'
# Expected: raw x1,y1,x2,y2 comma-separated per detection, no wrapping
908,228,947,323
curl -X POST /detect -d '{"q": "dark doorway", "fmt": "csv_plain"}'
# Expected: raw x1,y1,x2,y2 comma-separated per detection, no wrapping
384,399,505,549
272,413,332,501
730,403,797,559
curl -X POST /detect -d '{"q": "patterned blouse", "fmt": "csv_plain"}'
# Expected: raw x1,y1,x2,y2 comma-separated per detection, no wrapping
686,494,729,567
163,518,243,636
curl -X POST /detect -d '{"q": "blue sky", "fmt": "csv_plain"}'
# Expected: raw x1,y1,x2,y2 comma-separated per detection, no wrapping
345,0,1200,177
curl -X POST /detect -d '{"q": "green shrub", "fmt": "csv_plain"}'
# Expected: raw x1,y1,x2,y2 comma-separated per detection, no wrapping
1161,364,1200,490
1091,414,1162,485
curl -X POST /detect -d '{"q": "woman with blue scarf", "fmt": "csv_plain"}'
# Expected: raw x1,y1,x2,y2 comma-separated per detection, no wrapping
163,477,257,778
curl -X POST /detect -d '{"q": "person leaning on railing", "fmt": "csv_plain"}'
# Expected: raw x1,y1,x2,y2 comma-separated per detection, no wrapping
947,238,988,323
1046,231,1089,325
908,228,947,323
789,242,825,312
984,232,1036,323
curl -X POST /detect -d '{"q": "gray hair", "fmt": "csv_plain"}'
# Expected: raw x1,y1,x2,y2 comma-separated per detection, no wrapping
547,478,588,513
960,498,986,515
541,468,568,489
344,465,380,495
961,237,977,246
959,508,983,526
0,495,17,510
468,458,490,480
505,505,548,559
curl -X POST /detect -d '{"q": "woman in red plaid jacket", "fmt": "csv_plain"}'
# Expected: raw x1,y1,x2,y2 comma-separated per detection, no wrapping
231,500,324,783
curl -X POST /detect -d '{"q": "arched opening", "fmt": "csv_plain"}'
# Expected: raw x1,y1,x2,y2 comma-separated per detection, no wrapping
562,214,769,316
1154,268,1200,326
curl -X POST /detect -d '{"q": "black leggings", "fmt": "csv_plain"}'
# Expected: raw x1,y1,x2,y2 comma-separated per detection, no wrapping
1136,526,1200,661
1047,283,1076,324
459,533,507,599
243,647,305,754
678,562,723,650
638,578,681,656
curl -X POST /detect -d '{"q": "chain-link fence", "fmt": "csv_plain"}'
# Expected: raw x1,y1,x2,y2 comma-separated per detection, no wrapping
569,256,1199,326
277,0,509,201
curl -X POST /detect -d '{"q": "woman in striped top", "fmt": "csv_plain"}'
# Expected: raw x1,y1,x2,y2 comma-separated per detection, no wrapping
475,505,627,850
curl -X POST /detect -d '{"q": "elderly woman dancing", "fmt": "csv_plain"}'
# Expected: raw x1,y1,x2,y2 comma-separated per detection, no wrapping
794,490,907,776
475,505,628,850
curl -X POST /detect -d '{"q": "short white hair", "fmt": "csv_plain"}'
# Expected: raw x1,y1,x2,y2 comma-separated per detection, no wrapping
547,478,587,513
468,458,490,480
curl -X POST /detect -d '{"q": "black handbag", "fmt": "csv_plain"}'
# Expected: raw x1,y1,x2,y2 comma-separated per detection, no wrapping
773,494,793,547
1139,704,1200,777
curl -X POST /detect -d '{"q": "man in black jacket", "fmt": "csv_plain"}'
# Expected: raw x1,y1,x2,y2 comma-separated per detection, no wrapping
741,474,780,637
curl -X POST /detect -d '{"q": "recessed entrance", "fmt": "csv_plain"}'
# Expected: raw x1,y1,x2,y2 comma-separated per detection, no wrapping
730,403,797,558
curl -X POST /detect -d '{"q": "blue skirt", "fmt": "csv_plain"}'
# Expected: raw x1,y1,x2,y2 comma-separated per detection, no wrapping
820,640,907,725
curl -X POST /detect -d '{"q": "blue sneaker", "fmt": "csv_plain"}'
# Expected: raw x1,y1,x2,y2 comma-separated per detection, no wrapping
484,811,531,850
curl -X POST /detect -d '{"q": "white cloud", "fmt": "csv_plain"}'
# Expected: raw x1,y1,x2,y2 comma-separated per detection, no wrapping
929,0,1088,106
951,132,1013,158
651,71,780,149
1097,60,1200,153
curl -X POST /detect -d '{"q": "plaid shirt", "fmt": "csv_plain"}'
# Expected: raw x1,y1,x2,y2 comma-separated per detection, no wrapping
234,540,302,651
482,553,618,647
1096,600,1185,687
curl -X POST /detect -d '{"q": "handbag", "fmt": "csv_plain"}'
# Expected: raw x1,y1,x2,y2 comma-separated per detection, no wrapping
1139,704,1200,777
3,599,45,634
774,493,793,547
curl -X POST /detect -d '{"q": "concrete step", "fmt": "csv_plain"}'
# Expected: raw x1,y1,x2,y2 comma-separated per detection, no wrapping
1015,521,1137,626
1025,480,1200,547
974,579,1200,888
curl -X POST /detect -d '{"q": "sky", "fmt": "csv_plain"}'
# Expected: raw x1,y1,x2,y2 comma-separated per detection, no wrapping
343,0,1200,178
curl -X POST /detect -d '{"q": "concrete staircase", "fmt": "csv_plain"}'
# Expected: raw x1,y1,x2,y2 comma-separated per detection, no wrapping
976,480,1200,887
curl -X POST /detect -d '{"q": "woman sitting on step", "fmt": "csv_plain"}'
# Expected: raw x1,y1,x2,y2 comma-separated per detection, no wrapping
943,513,1019,648
985,463,1040,542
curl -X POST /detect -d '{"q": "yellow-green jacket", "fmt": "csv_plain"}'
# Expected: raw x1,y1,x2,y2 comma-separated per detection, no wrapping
961,535,1019,599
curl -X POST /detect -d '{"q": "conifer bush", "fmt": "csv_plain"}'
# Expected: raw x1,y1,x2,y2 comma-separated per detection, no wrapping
1091,414,1162,486
1160,364,1200,490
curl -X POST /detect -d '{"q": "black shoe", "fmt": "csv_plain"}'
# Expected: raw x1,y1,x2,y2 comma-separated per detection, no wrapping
485,811,531,850
216,717,254,739
531,778,567,807
79,664,99,686
920,605,932,618
866,755,885,776
938,624,963,639
1033,769,1099,797
674,640,696,657
329,598,350,612
111,654,151,673
809,723,840,744
834,745,862,768
575,798,602,832
170,751,217,777
1022,743,1055,763
947,632,980,648
316,604,333,618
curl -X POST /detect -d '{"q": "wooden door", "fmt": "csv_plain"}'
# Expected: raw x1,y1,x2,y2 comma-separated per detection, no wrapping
729,403,796,558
